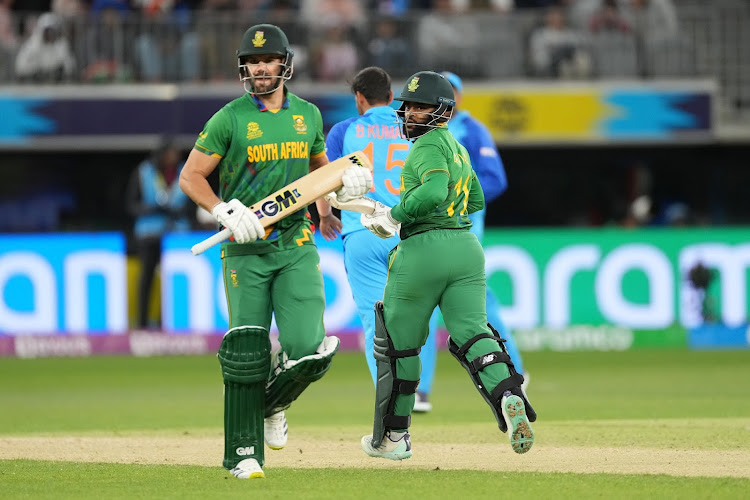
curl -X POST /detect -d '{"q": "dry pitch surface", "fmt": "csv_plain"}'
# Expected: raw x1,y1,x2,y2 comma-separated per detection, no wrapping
2,433,749,478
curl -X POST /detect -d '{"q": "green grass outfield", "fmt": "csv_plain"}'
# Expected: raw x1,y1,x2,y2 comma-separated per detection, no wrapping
1,348,749,498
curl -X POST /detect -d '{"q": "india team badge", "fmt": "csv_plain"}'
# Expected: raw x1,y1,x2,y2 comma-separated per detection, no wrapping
246,122,262,139
292,115,307,134
252,31,266,47
407,76,420,92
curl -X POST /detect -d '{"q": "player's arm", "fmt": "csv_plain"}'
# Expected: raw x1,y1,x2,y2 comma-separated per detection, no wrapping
391,169,449,223
467,171,485,214
310,152,343,240
390,145,449,223
310,152,333,213
179,148,222,212
466,121,507,203
181,148,263,245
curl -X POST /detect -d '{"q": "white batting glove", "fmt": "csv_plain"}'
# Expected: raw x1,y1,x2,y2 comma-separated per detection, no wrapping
335,165,372,203
361,201,400,239
211,199,264,244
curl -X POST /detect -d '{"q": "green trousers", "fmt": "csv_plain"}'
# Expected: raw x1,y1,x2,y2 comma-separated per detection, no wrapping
222,245,326,359
383,229,511,422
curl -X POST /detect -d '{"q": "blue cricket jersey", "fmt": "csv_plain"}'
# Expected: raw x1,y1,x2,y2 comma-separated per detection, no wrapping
447,110,508,203
326,105,409,236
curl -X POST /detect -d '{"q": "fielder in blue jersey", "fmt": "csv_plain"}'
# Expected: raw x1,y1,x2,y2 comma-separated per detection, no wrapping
323,67,441,410
438,71,525,379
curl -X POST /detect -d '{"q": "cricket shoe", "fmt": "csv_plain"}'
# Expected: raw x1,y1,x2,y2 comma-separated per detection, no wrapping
264,411,288,450
230,458,264,479
361,431,412,461
501,391,534,454
413,391,432,413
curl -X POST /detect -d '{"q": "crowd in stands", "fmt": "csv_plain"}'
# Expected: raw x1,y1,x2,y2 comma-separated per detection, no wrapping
0,0,687,84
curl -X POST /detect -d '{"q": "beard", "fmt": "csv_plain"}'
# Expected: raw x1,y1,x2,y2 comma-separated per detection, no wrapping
403,121,432,140
251,73,282,94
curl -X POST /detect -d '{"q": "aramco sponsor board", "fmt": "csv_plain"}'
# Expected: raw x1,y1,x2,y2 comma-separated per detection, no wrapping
1,229,748,352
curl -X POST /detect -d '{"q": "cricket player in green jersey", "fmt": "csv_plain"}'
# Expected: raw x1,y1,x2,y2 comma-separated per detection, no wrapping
179,24,371,479
358,71,536,460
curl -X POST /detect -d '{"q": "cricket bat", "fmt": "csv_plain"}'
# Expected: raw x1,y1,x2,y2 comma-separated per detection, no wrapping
191,151,373,255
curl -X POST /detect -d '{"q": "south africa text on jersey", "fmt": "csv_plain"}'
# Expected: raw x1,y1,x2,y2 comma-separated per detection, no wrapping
247,141,310,162
253,188,302,219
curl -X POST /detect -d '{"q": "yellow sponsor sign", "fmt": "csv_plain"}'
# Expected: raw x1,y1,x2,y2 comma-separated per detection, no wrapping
462,89,618,142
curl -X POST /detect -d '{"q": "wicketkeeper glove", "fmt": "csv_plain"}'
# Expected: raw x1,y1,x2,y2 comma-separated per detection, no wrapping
211,198,264,244
361,201,400,239
335,165,373,203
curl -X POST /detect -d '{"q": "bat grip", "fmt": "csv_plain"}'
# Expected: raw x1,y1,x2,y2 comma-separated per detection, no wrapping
191,227,231,255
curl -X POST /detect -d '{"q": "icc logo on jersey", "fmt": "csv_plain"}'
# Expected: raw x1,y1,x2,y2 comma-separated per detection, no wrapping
247,122,262,139
293,115,307,134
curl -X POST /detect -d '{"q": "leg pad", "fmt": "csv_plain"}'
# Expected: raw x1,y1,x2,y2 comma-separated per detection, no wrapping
371,301,421,447
448,322,536,432
218,326,271,469
265,335,340,417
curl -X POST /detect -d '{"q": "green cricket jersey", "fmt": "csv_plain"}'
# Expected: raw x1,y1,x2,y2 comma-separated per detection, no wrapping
195,91,326,254
390,125,485,239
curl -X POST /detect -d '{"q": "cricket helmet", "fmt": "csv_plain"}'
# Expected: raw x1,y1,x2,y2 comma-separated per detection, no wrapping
394,71,455,139
237,24,294,94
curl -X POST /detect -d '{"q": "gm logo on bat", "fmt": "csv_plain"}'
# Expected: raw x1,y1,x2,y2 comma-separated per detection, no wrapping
254,188,302,219
348,154,364,167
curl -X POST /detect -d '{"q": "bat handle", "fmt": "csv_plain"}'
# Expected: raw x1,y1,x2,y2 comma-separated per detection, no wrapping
191,227,231,255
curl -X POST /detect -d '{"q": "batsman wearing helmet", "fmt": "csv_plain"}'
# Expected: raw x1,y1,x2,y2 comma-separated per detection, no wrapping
359,71,536,460
179,24,371,479
323,67,441,413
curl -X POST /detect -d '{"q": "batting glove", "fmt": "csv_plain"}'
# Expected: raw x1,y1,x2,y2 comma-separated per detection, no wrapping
361,201,400,239
335,165,372,203
211,199,264,244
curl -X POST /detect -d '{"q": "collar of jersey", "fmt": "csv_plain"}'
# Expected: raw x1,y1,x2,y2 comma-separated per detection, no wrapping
251,92,290,112
364,105,395,115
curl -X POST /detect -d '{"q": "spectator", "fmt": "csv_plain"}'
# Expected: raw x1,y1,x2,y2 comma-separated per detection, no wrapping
619,0,678,43
312,23,358,82
588,0,631,33
195,0,238,81
368,0,410,16
266,0,308,77
366,17,409,77
567,0,604,29
416,0,480,75
0,0,18,81
51,0,84,20
134,2,200,82
528,6,592,78
126,138,192,329
14,12,76,82
83,4,134,82
300,0,364,35
90,0,131,14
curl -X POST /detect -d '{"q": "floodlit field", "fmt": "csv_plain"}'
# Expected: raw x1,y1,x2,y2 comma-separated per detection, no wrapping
1,348,749,499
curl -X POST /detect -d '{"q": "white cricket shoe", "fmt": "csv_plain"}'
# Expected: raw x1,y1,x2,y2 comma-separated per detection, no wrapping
413,391,432,413
501,392,534,454
361,431,412,460
264,411,288,450
230,458,264,479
